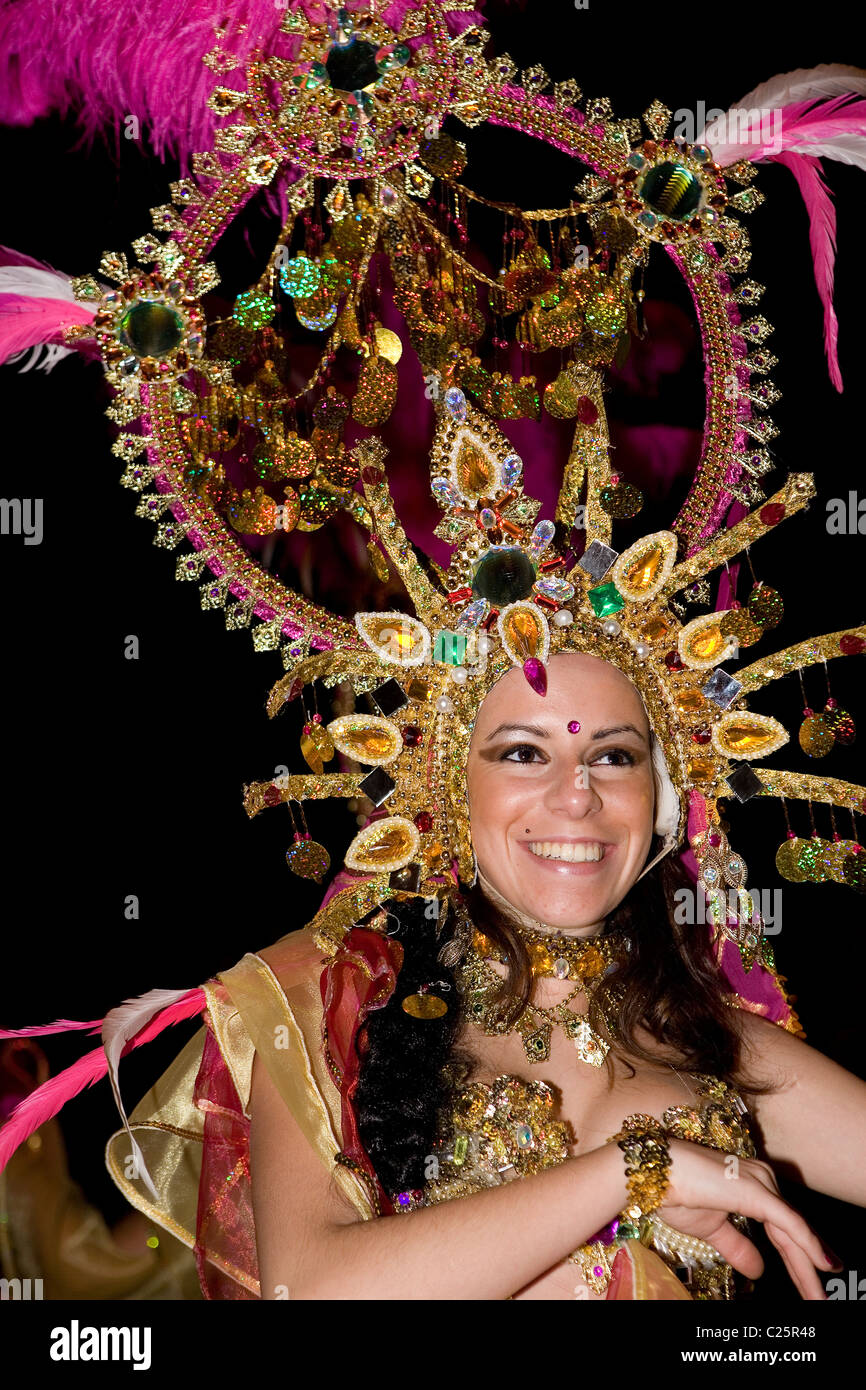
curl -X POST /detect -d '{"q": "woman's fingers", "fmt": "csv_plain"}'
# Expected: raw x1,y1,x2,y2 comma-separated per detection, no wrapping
701,1218,765,1281
764,1221,828,1302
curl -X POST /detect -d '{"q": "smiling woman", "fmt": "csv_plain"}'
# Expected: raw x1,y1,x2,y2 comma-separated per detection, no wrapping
468,653,656,930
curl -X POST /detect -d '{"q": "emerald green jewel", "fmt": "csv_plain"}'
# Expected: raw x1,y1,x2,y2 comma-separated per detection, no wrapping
119,300,184,358
433,630,468,666
639,162,703,220
588,582,625,617
471,546,536,605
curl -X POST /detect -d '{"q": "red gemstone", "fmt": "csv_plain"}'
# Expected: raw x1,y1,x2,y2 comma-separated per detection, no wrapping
482,608,500,631
576,396,598,426
840,634,865,655
447,587,473,604
414,811,434,833
263,786,283,806
523,658,548,696
709,832,721,847
664,650,683,670
402,725,423,747
361,465,384,485
691,728,711,744
759,502,786,525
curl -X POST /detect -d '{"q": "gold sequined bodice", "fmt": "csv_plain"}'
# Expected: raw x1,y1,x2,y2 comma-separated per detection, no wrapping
418,1071,756,1300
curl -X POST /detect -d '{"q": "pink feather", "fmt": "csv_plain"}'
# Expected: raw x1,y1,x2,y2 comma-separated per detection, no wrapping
0,1018,103,1039
769,152,841,391
0,0,485,169
0,988,207,1190
0,294,94,364
704,93,866,168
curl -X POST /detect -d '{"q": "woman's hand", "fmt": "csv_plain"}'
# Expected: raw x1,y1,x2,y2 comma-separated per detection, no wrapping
653,1139,841,1300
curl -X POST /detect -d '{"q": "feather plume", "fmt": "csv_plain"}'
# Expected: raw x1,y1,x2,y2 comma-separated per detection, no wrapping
101,988,208,1199
0,988,206,1199
0,243,94,364
700,92,866,169
771,152,841,391
0,0,486,168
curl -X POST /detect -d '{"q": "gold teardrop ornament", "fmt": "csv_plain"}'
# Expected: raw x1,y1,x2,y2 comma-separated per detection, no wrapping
711,711,788,760
344,816,420,873
355,611,431,666
351,355,399,427
401,992,449,1019
300,719,335,772
455,437,496,497
823,703,856,745
278,432,316,479
678,613,738,670
775,837,808,882
497,602,550,665
327,714,402,766
798,713,834,758
286,835,331,883
747,583,783,629
611,532,677,603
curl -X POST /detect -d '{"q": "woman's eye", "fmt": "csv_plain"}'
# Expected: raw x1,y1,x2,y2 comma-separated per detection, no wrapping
501,743,544,764
592,747,636,767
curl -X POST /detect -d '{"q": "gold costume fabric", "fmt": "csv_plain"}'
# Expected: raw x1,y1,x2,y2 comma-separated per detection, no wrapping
105,920,756,1301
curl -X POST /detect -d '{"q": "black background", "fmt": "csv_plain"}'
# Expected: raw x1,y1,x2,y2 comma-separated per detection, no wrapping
0,0,864,1306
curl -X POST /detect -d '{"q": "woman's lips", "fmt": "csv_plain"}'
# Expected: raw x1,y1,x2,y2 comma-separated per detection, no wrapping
517,840,614,875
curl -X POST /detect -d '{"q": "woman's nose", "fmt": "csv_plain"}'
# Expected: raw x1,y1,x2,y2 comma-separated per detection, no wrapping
543,759,602,819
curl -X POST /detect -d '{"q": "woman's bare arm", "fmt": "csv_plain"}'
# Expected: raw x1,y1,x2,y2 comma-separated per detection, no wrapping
737,1012,866,1206
249,1050,627,1300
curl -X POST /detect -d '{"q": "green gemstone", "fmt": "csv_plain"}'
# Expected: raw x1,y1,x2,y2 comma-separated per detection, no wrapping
433,630,468,666
453,1135,469,1165
588,582,625,617
639,162,703,220
471,546,536,605
120,300,184,358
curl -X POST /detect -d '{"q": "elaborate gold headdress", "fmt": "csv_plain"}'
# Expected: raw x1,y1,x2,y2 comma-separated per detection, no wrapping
12,4,862,978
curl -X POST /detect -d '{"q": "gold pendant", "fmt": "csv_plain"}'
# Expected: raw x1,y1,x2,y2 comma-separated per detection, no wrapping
569,1017,609,1067
516,1016,552,1063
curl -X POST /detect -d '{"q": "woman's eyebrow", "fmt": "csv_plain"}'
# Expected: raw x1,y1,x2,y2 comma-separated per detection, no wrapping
483,721,647,742
484,722,549,741
589,723,648,742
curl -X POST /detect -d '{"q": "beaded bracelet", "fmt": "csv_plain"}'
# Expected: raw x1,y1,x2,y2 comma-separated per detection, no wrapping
609,1114,672,1230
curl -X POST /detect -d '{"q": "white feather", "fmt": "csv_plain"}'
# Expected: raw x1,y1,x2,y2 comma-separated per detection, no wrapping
781,133,866,172
0,265,75,300
102,988,196,1201
696,63,866,165
726,63,866,116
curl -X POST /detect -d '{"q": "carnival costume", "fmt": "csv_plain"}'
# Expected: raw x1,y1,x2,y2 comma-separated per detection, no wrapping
1,1,865,1300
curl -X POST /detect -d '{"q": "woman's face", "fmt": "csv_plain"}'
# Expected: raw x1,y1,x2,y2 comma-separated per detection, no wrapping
466,651,656,933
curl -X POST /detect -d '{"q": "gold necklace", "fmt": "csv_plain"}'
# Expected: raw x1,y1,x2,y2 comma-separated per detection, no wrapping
456,935,627,1067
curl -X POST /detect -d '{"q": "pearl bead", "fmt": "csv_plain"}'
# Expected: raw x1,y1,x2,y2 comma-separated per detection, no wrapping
634,641,651,659
553,610,573,627
476,633,491,655
435,695,454,713
451,666,468,685
602,619,621,637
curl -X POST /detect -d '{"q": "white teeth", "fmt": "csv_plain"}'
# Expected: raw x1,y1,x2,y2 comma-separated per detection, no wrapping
528,842,605,862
